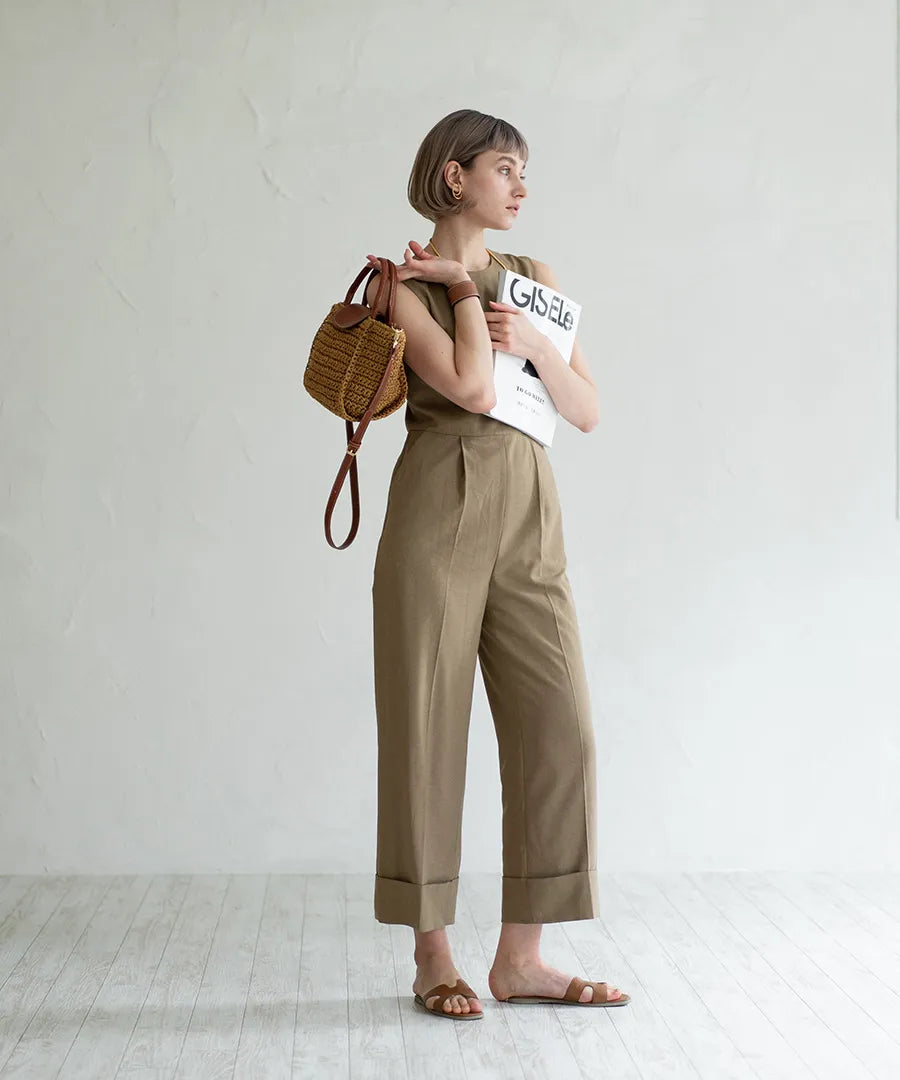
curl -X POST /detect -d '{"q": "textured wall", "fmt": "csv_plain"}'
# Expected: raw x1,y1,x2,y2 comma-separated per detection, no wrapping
1,0,897,874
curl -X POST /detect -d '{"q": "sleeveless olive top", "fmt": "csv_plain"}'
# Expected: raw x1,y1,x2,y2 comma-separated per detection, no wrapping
399,251,537,436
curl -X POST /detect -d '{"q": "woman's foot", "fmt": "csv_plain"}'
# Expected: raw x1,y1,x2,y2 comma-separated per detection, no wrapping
488,959,623,1003
412,955,483,1016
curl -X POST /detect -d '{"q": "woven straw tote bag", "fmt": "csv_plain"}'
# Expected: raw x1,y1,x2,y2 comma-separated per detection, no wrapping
303,256,407,549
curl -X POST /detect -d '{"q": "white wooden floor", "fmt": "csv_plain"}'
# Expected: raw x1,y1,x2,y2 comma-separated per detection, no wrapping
0,872,899,1079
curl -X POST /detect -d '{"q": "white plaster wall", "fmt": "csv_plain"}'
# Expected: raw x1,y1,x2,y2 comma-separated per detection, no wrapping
1,0,897,874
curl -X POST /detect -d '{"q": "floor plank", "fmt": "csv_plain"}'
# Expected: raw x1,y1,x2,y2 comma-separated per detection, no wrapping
0,877,115,1075
58,876,188,1080
1,873,898,1079
115,875,230,1077
293,875,348,1080
689,871,886,1080
725,871,900,1080
3,877,148,1078
614,872,808,1080
346,874,408,1080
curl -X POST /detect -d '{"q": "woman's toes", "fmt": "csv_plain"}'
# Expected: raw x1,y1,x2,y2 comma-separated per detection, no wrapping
425,991,481,1013
580,982,622,1002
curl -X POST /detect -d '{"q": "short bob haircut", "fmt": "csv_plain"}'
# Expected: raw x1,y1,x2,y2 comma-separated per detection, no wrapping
408,108,529,223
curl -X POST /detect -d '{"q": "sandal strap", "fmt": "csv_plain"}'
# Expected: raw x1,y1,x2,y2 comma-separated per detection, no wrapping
421,978,478,1008
564,976,609,1002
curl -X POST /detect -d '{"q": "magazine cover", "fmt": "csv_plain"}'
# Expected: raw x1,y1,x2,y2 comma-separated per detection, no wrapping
487,268,583,446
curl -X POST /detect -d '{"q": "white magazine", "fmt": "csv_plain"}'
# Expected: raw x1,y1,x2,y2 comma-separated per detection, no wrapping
487,268,582,446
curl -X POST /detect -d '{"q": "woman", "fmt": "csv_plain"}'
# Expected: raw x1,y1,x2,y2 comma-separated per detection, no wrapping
365,109,630,1020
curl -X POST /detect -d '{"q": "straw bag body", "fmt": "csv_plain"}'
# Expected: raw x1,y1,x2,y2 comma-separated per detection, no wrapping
303,256,407,549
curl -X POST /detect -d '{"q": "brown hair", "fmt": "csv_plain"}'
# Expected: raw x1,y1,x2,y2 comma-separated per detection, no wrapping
407,108,529,222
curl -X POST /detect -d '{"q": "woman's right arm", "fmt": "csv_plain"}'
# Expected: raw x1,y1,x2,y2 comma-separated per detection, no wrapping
364,268,497,413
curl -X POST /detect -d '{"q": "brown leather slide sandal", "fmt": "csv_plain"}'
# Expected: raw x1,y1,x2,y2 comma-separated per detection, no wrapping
502,976,631,1007
413,977,484,1020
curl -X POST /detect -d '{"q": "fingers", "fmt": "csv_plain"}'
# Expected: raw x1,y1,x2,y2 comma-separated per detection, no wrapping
402,244,430,266
366,243,431,269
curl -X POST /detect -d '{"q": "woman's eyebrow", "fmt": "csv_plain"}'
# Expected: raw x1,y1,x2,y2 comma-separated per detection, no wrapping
496,155,525,167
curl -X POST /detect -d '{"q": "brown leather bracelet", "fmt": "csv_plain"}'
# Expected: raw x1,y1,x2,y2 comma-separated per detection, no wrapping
450,294,481,309
447,279,479,305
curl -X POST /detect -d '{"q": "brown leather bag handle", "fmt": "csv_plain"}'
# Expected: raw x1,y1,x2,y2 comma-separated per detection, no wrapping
324,257,403,549
343,256,398,320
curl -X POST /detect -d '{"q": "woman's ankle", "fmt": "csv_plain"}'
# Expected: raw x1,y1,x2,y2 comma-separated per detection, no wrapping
491,950,540,970
413,927,451,964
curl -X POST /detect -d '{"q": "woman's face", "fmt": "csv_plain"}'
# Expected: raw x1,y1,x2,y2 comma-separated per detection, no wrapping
453,150,528,228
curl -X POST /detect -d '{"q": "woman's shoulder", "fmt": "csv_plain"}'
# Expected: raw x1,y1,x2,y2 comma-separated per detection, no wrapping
497,252,538,277
399,274,434,298
396,273,436,315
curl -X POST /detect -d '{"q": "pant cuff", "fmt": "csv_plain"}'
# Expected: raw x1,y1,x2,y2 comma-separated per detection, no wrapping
374,874,459,931
501,869,600,923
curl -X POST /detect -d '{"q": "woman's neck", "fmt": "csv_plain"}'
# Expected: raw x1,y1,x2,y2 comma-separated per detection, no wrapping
427,226,492,272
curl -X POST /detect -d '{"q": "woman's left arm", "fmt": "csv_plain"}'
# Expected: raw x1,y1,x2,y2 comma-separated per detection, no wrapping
486,258,600,433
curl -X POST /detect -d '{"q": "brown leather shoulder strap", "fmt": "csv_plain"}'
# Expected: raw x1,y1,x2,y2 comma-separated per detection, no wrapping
324,257,403,549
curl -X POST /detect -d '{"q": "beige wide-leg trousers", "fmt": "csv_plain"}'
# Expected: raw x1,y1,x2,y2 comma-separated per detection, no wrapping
371,427,600,931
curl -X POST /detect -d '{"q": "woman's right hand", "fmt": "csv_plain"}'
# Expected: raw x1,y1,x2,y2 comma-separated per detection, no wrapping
365,240,467,287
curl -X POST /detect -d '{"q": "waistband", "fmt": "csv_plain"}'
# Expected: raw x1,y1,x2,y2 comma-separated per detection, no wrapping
405,423,541,443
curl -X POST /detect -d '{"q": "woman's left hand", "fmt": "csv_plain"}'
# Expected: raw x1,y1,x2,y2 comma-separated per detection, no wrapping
485,301,546,358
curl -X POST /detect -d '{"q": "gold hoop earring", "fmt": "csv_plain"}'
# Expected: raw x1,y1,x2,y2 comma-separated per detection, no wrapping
452,185,463,200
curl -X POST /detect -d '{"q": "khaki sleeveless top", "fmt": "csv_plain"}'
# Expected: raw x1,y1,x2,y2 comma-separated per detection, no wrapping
398,250,537,436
